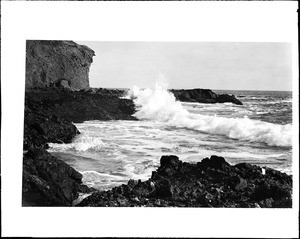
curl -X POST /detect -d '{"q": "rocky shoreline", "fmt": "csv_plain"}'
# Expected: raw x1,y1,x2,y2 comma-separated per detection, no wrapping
22,87,292,208
23,87,136,150
78,155,292,208
22,139,292,207
22,40,292,207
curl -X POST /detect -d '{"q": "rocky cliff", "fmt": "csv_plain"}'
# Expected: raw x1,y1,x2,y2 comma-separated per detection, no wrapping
26,40,95,90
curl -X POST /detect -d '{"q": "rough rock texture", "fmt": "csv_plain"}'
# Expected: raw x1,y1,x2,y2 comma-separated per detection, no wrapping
82,87,127,97
22,148,94,206
24,88,136,150
78,155,292,207
26,40,95,90
170,89,243,105
24,97,79,150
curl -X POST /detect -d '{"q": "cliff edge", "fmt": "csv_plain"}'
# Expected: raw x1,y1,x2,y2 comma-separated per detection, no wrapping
26,40,95,90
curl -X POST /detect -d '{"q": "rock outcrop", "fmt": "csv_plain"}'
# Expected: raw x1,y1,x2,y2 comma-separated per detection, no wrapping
78,155,292,208
170,89,243,105
26,40,95,90
23,88,136,150
22,148,94,206
24,104,79,150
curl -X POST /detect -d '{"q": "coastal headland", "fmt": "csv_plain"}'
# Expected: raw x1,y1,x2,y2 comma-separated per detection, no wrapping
22,40,292,207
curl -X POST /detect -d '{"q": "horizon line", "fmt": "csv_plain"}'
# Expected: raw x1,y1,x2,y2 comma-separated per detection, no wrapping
89,86,293,92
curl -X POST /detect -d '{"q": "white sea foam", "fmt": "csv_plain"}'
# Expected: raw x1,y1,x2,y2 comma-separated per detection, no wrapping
266,98,293,105
224,102,234,106
128,82,292,147
80,171,125,191
48,134,107,152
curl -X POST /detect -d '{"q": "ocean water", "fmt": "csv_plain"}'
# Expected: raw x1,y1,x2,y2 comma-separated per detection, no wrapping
48,83,292,191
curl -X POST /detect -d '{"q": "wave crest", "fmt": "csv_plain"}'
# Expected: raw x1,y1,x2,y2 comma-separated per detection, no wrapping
128,82,292,147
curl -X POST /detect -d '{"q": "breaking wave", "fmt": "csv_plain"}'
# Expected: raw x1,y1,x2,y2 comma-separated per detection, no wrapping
48,134,107,152
128,82,292,147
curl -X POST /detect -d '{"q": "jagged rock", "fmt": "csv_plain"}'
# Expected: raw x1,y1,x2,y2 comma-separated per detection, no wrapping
22,148,94,206
160,155,181,169
23,101,79,150
235,177,248,191
77,155,292,207
26,40,95,90
200,155,230,170
170,89,243,105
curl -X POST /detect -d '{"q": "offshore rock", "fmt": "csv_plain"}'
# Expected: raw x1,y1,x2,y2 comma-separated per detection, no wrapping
22,148,94,206
26,40,95,90
78,155,292,207
170,88,243,105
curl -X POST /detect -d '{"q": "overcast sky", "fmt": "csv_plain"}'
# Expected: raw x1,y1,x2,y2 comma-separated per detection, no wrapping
76,41,292,91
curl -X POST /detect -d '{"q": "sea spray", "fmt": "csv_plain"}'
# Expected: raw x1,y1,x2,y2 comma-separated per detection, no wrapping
128,82,189,121
128,82,292,147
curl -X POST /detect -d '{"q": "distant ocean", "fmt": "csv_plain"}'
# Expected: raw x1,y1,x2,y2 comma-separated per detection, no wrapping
49,84,293,191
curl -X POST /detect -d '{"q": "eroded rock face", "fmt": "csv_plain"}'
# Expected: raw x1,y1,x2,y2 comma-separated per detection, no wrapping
26,40,95,90
22,148,94,206
170,89,243,105
78,155,292,207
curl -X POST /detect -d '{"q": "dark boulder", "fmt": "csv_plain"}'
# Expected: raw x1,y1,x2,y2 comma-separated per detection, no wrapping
200,155,230,170
22,148,94,206
23,104,79,150
160,155,181,168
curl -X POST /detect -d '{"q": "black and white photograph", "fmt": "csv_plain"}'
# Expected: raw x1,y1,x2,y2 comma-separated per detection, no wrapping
23,40,293,208
1,1,299,238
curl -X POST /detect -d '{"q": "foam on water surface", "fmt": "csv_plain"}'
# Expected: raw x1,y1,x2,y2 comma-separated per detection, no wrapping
129,83,292,147
49,120,292,190
48,83,292,190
